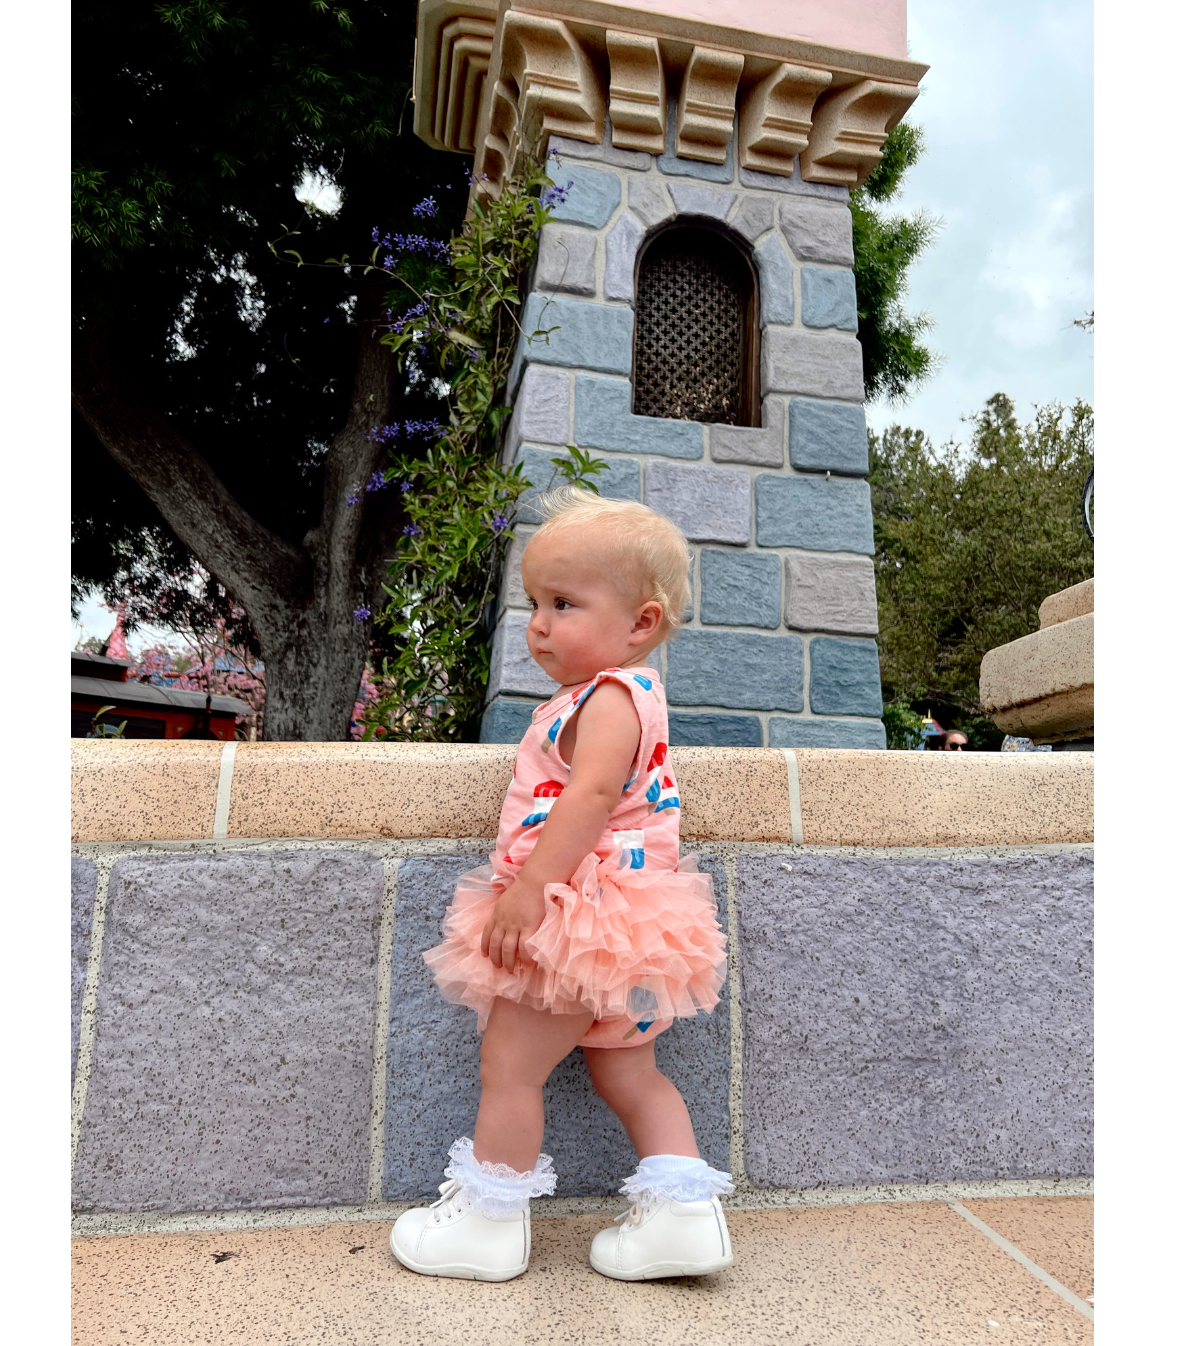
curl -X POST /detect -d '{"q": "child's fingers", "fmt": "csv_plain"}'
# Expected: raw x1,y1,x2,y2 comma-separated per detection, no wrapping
501,931,519,973
480,917,494,958
487,925,504,968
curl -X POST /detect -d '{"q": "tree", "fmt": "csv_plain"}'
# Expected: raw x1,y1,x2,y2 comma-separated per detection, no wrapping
852,123,939,403
72,1,459,739
869,394,1094,741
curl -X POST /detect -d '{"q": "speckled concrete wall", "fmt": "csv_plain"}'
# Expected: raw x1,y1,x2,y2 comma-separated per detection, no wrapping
737,853,1094,1188
71,857,97,1084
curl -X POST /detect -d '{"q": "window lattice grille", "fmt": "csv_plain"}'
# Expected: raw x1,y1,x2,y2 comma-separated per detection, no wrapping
633,241,746,425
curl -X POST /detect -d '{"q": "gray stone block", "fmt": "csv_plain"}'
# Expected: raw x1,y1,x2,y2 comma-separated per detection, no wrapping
72,857,97,1085
510,295,633,395
778,199,855,265
480,697,542,744
487,612,559,699
710,396,786,467
739,161,850,202
73,851,385,1214
809,637,883,717
788,398,869,475
534,226,598,296
767,716,885,749
644,461,751,544
727,195,775,243
737,852,1094,1187
604,213,644,302
700,549,781,628
755,475,875,554
574,376,703,459
762,328,864,400
667,182,737,221
668,711,764,747
514,445,642,524
550,125,652,171
506,366,571,457
666,630,804,710
752,234,794,325
501,526,535,609
657,99,735,183
801,267,858,331
628,174,673,228
384,855,731,1199
547,162,622,229
783,553,878,635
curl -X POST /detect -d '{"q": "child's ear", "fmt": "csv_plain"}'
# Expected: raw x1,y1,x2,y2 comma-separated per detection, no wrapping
631,601,663,640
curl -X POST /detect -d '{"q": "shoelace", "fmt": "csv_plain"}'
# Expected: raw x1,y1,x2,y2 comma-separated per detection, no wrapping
615,1200,652,1228
429,1179,469,1223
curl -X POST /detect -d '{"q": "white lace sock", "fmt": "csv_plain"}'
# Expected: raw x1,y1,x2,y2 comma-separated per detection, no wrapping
443,1137,557,1216
619,1154,735,1206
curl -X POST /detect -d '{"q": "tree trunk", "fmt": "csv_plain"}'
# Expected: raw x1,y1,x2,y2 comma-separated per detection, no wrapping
72,280,404,740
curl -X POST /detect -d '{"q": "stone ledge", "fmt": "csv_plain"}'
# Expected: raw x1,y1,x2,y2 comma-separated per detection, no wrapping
979,611,1094,741
72,743,1094,847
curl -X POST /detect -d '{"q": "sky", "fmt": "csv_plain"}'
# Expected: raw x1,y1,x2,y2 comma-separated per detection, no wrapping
869,0,1094,446
71,0,1094,651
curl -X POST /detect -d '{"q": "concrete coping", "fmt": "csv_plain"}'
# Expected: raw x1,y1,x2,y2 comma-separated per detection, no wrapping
72,741,1093,848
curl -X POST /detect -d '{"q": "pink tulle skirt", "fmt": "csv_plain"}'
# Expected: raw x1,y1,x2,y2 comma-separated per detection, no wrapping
422,852,727,1036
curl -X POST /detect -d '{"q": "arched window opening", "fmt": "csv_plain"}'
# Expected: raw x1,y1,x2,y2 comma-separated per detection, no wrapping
632,225,759,427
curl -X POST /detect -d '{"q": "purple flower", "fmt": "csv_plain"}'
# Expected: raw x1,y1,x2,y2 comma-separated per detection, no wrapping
345,488,362,507
490,511,509,535
366,472,388,493
402,523,423,538
353,606,372,621
539,181,572,209
371,229,450,262
413,196,438,218
404,419,442,439
400,481,413,493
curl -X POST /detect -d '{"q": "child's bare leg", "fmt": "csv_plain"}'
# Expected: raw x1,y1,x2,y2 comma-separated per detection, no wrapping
583,1042,699,1158
473,998,595,1171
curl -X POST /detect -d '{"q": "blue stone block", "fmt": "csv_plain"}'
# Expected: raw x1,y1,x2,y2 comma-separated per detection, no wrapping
809,637,883,717
656,98,735,183
755,475,875,554
546,162,622,228
801,268,859,330
737,852,1094,1187
72,857,97,1085
574,375,704,458
480,697,541,744
73,851,385,1214
667,630,804,710
669,712,764,747
384,855,731,1199
754,235,794,325
768,716,886,749
700,549,781,628
789,399,869,476
510,295,634,396
515,445,641,524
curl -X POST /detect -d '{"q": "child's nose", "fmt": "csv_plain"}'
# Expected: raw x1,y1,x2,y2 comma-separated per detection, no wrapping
528,609,549,636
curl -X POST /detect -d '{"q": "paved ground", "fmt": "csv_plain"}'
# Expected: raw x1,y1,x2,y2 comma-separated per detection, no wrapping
72,1196,1092,1345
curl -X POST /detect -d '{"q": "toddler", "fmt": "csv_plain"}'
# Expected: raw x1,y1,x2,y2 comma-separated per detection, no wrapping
390,487,732,1282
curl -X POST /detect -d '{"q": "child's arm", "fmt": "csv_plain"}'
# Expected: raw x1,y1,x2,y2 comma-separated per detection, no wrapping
481,680,641,972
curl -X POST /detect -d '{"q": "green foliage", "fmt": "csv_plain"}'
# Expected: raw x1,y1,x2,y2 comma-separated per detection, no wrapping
359,167,605,742
880,698,924,751
88,705,128,739
852,124,940,403
870,393,1094,734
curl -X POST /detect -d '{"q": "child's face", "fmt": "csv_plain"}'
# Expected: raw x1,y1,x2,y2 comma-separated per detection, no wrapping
521,529,662,687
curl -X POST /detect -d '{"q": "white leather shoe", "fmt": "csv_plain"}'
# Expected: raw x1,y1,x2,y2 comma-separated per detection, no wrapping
589,1196,734,1280
390,1180,530,1281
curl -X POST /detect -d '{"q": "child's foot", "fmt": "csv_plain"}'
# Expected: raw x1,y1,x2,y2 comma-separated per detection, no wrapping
390,1180,531,1281
589,1195,734,1279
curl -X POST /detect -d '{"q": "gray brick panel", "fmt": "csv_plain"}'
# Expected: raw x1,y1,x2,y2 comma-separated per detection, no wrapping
547,163,622,228
550,130,651,171
506,366,570,455
755,475,875,554
700,549,781,628
667,630,804,710
644,461,751,544
72,857,97,1085
384,855,731,1198
511,295,633,394
604,212,644,302
487,612,560,699
710,396,786,467
479,697,542,744
574,376,703,459
767,716,886,749
752,235,794,325
788,398,869,475
801,267,859,331
514,445,641,524
668,182,737,220
762,328,865,400
808,637,884,717
739,161,850,202
737,853,1094,1187
73,851,384,1214
628,174,673,228
727,194,775,243
534,226,598,296
783,553,879,635
777,199,855,265
668,711,764,747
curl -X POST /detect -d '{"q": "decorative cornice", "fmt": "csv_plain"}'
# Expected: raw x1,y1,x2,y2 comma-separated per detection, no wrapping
415,0,927,196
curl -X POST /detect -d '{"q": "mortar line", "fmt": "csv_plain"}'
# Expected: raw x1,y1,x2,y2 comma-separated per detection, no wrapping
947,1198,1095,1322
723,856,745,1189
367,857,400,1202
71,854,116,1169
781,748,804,843
212,741,237,840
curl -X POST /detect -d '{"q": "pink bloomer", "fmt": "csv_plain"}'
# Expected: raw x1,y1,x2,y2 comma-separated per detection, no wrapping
422,666,727,1048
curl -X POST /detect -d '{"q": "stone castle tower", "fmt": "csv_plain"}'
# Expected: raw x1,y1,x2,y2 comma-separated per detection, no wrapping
411,0,927,747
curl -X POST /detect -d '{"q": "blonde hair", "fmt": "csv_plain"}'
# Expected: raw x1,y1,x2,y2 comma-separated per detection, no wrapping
528,486,691,637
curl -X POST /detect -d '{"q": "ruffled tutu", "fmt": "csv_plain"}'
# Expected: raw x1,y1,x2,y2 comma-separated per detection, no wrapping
423,852,727,1033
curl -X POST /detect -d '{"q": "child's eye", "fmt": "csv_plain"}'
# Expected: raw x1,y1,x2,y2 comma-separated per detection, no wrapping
554,598,570,611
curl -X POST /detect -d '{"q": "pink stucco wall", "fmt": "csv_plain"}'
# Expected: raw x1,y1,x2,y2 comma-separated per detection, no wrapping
631,0,908,59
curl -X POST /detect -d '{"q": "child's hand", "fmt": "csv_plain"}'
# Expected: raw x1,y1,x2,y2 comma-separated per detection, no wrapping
480,879,547,972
